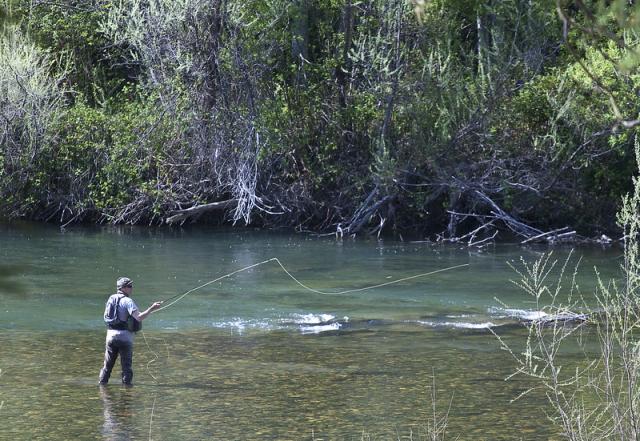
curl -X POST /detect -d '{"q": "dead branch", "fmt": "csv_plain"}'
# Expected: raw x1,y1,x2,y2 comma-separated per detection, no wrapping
551,230,576,241
469,230,499,247
345,195,393,235
165,199,237,225
439,217,496,244
474,190,542,238
520,227,570,244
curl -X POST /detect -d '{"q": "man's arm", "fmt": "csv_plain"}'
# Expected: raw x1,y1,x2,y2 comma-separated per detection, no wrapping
131,302,163,321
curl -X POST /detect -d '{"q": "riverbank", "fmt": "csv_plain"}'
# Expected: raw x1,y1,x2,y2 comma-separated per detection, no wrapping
2,1,636,244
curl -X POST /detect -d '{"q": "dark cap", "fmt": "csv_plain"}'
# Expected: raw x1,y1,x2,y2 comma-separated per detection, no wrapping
116,277,133,289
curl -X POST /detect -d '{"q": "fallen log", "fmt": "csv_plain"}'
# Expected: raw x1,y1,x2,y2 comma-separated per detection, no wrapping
551,231,577,241
468,230,499,247
165,199,237,225
520,227,570,244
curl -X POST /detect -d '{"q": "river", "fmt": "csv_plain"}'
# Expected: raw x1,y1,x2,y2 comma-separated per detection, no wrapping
0,221,622,440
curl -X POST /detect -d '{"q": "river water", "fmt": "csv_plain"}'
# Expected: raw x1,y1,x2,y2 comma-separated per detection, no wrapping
0,222,623,440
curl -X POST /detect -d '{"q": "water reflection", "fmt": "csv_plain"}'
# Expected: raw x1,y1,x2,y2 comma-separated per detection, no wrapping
100,385,139,441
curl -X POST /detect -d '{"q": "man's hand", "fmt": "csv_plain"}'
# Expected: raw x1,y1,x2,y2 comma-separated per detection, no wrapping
135,301,164,321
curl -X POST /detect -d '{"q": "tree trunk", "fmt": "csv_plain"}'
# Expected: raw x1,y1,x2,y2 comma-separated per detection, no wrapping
291,0,310,86
337,0,353,108
165,199,237,225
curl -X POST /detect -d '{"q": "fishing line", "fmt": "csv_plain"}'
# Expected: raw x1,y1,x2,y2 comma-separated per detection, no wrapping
141,258,469,380
148,393,157,441
156,258,281,312
157,258,469,311
141,330,159,382
274,260,470,295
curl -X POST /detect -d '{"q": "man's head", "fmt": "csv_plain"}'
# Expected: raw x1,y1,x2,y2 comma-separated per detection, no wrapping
116,277,133,294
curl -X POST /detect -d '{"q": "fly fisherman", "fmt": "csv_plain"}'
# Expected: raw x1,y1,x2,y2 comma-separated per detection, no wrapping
98,277,163,385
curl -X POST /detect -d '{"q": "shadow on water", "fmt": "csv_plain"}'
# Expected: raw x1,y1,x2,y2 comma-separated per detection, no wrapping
99,385,144,441
0,264,26,295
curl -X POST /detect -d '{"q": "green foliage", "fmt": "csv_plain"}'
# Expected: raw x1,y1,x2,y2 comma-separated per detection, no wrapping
1,83,191,222
0,0,638,234
497,139,640,440
16,0,135,105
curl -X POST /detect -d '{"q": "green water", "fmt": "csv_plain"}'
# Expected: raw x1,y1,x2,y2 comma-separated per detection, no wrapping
0,222,623,440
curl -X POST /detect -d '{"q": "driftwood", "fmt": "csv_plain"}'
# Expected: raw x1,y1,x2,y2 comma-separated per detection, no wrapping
440,190,616,247
438,218,498,247
520,227,572,244
340,185,394,236
165,199,237,225
474,190,543,238
469,230,499,247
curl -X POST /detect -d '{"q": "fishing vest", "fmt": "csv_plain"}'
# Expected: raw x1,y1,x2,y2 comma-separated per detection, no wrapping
103,293,142,332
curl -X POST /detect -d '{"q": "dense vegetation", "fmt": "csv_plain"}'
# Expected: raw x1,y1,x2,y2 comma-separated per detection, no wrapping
1,0,639,240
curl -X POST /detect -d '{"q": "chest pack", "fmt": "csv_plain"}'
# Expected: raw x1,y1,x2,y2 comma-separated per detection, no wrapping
104,294,142,332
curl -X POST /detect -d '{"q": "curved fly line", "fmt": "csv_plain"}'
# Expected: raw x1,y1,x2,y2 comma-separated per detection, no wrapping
156,258,470,311
141,258,469,382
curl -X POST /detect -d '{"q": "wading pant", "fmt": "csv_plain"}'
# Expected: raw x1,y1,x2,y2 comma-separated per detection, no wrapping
99,338,133,385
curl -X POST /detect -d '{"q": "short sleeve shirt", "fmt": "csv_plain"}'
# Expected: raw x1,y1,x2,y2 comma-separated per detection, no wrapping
106,293,139,343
